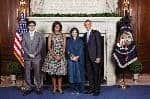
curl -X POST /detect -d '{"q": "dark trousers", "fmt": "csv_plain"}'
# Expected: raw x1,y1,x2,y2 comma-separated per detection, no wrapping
24,59,41,90
85,54,101,92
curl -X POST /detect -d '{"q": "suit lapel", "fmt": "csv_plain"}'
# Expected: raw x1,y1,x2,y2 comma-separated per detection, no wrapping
33,32,37,41
85,32,87,42
26,32,30,42
33,32,39,46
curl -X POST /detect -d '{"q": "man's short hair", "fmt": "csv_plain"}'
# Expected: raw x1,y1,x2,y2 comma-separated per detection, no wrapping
84,19,92,23
27,21,36,26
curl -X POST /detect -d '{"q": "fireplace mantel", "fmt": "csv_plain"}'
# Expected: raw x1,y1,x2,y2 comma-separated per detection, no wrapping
28,17,121,85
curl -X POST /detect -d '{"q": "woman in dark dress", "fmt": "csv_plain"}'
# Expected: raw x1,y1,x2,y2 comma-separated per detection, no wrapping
67,27,85,94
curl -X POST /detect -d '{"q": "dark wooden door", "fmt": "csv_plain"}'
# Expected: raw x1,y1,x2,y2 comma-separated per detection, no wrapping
0,0,17,74
136,0,150,73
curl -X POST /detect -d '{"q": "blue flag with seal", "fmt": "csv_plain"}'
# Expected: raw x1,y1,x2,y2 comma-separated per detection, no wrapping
113,15,137,68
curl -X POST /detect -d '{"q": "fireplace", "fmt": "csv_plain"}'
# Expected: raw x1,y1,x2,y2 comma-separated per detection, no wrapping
28,17,121,85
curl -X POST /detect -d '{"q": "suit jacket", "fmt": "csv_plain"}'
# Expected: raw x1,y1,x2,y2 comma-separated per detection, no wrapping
22,32,43,60
84,30,102,62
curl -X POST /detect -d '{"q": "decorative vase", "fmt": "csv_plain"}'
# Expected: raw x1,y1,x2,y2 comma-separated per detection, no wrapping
133,73,139,84
133,73,139,80
10,75,16,85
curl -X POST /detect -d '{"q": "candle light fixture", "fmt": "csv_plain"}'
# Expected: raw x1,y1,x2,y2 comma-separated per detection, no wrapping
122,0,132,16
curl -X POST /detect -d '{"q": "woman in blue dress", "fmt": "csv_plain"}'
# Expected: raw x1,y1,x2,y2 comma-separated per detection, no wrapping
67,27,85,94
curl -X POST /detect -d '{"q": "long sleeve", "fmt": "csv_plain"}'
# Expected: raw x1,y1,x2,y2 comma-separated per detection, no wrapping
78,39,84,65
22,34,30,56
95,30,102,58
66,38,72,58
34,33,44,56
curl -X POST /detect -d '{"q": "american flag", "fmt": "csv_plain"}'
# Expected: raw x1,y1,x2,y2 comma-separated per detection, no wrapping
13,13,28,67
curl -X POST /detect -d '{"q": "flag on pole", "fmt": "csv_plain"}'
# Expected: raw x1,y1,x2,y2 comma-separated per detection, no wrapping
113,15,137,68
13,13,28,67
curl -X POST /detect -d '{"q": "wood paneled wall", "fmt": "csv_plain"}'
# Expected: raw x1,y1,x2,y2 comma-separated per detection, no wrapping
0,0,150,74
0,0,17,74
136,0,150,73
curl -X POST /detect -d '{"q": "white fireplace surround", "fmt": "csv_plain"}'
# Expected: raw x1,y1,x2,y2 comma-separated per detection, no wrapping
28,17,121,85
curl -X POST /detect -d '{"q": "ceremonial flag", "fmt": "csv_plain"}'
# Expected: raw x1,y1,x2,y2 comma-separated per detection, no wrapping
113,15,137,68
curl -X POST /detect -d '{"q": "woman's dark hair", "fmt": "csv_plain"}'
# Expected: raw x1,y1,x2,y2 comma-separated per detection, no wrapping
27,21,36,26
69,27,79,37
52,21,62,33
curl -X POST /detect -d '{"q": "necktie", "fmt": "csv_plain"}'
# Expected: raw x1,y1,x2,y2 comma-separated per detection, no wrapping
87,31,90,42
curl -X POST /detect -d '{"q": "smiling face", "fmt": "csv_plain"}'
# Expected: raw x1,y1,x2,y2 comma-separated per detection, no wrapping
54,24,61,33
71,30,78,39
84,21,92,31
28,23,36,31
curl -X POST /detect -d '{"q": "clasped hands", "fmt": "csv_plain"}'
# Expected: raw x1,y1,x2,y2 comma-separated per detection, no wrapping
94,58,101,63
70,54,79,62
29,54,35,58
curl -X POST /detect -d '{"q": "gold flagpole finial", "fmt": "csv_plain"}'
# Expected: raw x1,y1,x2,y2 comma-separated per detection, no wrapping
16,0,27,18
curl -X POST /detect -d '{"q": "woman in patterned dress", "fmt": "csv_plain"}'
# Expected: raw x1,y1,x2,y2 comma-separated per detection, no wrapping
42,21,66,94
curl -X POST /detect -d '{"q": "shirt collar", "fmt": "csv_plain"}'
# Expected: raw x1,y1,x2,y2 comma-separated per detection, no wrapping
29,30,36,34
87,29,92,33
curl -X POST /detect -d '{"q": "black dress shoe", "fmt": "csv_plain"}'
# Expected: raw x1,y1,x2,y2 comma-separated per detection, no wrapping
92,92,100,96
36,90,43,95
84,90,94,94
23,90,32,96
35,89,43,95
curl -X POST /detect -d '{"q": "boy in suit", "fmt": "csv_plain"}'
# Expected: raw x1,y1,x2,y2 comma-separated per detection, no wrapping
22,21,43,95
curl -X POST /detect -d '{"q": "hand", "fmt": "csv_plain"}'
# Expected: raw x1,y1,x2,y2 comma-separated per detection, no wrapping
75,56,79,61
29,54,35,58
94,58,101,63
71,56,79,62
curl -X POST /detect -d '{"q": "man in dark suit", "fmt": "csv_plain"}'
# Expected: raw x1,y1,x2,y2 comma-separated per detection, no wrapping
22,21,43,95
83,19,102,96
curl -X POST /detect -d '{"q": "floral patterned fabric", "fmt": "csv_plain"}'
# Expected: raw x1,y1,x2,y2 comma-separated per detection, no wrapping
42,33,67,75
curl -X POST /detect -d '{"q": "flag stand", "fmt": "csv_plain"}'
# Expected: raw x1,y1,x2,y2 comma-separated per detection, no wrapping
118,69,129,89
118,48,130,89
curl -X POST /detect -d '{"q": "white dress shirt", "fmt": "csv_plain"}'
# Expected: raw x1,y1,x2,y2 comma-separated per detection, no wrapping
29,31,35,40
